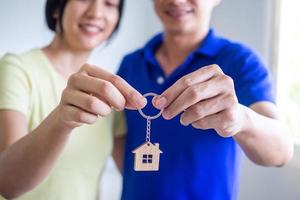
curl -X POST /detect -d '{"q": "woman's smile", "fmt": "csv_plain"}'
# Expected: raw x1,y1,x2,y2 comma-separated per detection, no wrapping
78,22,104,36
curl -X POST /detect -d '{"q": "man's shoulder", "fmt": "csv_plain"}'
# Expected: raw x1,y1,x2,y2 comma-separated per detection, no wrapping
119,46,149,75
122,33,162,64
122,48,145,63
220,38,259,60
118,48,146,77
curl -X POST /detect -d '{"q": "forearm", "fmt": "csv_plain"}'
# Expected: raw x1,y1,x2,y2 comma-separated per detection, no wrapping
0,108,72,199
112,136,125,174
234,106,294,167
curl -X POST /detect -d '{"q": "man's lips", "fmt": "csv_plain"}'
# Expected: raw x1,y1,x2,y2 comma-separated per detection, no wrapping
166,8,194,19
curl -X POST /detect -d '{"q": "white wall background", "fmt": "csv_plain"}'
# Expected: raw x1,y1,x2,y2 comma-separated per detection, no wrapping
211,1,300,200
1,0,300,200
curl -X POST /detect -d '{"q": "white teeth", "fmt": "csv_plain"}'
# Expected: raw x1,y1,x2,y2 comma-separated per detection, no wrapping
81,25,101,33
168,9,192,18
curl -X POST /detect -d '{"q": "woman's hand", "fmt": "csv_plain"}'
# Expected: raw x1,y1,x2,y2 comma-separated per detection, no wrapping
153,64,245,137
58,64,146,129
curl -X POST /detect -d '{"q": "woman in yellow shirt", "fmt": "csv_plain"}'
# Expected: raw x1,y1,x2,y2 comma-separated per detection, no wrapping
0,0,145,199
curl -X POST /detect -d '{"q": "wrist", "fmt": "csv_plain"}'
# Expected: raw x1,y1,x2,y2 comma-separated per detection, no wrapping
45,107,74,137
234,105,254,138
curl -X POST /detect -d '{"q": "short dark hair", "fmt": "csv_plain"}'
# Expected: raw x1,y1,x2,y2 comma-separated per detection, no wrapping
45,0,125,38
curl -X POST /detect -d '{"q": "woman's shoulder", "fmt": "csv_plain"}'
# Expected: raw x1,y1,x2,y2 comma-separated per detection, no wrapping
0,52,23,68
0,49,42,70
0,49,46,87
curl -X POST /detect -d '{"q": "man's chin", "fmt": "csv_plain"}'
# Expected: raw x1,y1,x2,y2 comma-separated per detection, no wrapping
165,26,195,35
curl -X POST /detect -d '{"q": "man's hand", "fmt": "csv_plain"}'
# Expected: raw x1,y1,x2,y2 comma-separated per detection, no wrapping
153,64,246,137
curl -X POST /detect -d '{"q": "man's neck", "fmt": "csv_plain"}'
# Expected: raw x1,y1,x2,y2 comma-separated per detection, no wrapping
157,28,209,76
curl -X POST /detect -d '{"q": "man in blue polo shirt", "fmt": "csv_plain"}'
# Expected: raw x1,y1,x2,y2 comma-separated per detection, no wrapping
114,0,293,199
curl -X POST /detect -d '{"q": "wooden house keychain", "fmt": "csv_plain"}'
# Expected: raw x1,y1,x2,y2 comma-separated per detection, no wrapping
132,93,163,171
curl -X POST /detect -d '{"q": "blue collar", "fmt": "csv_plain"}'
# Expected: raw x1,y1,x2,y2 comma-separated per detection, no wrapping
143,29,229,65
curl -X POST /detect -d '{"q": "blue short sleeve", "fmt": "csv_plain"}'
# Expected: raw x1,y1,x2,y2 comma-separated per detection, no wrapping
233,49,275,107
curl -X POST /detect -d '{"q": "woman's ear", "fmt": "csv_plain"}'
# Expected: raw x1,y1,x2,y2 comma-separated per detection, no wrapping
53,10,59,19
53,9,62,34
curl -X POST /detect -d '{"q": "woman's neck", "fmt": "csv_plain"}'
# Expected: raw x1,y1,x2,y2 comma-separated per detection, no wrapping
42,36,91,80
156,28,209,76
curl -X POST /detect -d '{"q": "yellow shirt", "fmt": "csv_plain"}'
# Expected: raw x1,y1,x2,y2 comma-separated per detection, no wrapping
0,49,122,200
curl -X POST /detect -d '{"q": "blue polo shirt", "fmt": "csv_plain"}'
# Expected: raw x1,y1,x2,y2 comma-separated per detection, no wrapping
118,29,274,200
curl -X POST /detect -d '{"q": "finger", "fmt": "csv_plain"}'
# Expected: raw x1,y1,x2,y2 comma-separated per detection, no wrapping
191,109,238,137
109,75,147,110
153,64,223,109
69,74,126,110
162,76,226,120
62,89,112,117
180,94,235,126
63,104,98,125
82,64,146,109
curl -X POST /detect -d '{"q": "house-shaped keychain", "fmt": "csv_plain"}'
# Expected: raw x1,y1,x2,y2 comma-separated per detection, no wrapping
132,142,163,171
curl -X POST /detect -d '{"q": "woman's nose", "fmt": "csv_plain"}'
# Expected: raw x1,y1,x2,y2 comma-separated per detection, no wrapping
171,0,188,4
86,0,104,19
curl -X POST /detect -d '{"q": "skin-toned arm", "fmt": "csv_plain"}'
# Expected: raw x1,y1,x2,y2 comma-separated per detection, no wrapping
0,109,72,199
0,64,146,199
112,135,126,174
152,64,293,167
234,102,293,166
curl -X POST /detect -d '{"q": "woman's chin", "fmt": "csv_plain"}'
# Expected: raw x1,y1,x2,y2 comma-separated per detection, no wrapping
75,41,103,52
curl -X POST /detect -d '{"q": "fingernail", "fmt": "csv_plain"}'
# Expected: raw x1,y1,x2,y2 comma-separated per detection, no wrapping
155,96,167,109
137,97,147,108
180,118,189,126
115,107,123,112
162,110,171,120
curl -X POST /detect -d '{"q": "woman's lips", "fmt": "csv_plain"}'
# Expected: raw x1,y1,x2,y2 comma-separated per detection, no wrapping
79,24,103,36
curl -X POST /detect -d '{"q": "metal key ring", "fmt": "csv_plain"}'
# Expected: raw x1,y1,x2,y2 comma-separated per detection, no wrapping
138,93,163,120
